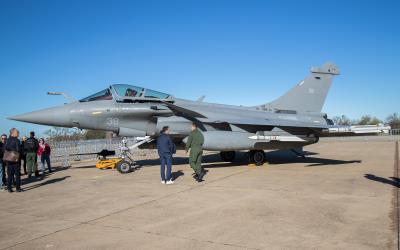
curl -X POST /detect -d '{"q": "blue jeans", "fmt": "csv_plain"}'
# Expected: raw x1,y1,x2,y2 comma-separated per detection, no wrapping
41,154,52,172
160,153,172,181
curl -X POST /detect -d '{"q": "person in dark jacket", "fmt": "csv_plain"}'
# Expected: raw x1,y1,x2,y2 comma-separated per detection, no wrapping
0,134,7,189
25,131,39,178
5,128,22,192
156,126,176,184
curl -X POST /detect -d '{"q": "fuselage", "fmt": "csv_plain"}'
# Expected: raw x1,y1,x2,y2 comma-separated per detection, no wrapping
9,87,328,151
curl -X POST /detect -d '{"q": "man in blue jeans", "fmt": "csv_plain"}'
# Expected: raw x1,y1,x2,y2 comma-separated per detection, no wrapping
157,126,176,184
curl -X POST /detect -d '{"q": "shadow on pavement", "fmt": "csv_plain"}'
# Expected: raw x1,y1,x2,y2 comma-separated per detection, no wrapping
364,174,400,188
74,165,98,169
21,166,70,185
266,150,361,167
23,176,71,191
171,170,184,181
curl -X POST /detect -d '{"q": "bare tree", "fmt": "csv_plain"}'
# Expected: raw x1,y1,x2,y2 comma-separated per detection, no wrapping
386,113,400,129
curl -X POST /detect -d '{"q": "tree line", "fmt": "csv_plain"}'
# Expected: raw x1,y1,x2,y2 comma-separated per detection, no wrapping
332,112,400,129
43,127,108,141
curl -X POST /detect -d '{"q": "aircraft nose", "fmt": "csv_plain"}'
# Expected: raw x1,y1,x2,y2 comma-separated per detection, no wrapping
8,105,72,127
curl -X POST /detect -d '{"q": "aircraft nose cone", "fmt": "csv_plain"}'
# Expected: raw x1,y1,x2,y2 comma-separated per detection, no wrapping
8,106,71,127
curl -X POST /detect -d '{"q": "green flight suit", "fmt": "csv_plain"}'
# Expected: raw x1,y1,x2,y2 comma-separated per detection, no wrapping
26,152,37,175
185,129,204,176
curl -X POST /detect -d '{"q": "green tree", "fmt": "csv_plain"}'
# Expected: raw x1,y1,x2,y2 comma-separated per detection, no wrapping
357,115,382,125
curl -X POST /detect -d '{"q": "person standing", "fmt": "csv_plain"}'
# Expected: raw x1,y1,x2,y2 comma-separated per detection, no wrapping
20,136,27,175
0,134,6,190
4,128,22,192
24,131,39,178
185,123,205,182
38,138,52,174
157,126,176,184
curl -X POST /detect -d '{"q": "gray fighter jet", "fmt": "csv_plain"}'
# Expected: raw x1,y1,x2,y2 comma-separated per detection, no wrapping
8,62,386,167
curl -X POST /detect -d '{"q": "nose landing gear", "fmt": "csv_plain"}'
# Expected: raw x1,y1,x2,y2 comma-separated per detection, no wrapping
116,136,154,174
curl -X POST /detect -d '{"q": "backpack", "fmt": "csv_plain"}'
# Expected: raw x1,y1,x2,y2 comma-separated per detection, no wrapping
24,138,38,152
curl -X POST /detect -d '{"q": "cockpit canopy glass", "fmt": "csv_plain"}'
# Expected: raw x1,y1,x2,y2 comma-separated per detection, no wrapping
80,88,113,102
111,84,170,100
79,84,171,102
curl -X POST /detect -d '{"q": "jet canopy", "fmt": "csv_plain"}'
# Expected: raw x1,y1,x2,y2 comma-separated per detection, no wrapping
80,84,173,102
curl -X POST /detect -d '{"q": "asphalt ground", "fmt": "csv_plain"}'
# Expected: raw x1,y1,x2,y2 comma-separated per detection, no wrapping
0,139,398,250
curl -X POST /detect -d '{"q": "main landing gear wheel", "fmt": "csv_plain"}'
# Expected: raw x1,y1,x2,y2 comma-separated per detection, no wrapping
116,160,133,174
220,151,236,162
249,150,266,166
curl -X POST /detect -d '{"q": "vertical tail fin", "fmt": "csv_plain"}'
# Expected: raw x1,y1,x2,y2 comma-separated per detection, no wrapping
261,62,340,113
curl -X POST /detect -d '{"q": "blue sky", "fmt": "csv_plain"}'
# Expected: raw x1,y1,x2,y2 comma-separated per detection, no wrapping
0,0,399,136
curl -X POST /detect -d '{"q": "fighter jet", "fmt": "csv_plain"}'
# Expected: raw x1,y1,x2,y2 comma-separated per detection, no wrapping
8,62,387,167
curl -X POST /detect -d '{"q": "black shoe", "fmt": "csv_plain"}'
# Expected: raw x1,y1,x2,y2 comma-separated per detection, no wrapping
16,188,23,192
196,173,204,182
8,189,13,193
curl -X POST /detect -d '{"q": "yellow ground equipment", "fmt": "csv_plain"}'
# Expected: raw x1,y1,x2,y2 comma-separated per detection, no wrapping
72,149,135,173
70,137,153,174
96,158,123,170
93,149,135,173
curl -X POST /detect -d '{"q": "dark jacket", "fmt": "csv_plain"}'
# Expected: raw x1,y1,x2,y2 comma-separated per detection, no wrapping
0,141,4,159
20,141,25,155
24,137,39,153
157,133,176,156
5,137,20,153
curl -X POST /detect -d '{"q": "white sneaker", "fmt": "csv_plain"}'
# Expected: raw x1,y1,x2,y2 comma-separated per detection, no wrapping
161,181,166,184
166,180,174,185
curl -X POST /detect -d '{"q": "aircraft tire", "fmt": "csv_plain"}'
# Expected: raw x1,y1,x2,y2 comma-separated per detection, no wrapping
250,150,265,166
116,160,132,174
220,151,236,162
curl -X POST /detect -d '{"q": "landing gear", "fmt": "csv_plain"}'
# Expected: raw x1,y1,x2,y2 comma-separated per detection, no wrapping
116,136,153,174
116,160,133,174
220,151,236,162
249,150,266,166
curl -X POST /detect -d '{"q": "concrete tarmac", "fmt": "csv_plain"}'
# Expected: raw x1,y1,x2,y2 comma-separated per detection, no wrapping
0,140,398,249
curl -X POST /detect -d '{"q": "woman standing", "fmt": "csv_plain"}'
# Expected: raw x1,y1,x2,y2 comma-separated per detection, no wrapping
4,128,22,192
38,138,52,174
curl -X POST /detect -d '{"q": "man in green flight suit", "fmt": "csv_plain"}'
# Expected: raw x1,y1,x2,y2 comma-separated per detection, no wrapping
185,123,205,182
